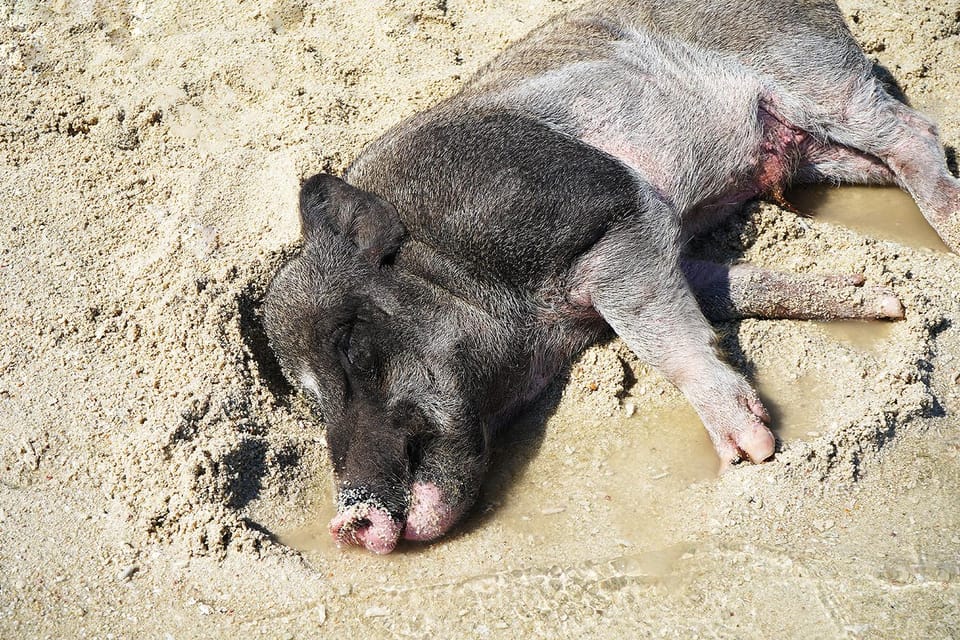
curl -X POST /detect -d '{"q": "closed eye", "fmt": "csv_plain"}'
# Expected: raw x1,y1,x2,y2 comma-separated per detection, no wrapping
344,328,375,372
334,324,353,359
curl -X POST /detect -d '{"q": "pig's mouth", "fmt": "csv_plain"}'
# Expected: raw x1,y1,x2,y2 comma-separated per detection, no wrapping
403,481,464,541
329,481,466,554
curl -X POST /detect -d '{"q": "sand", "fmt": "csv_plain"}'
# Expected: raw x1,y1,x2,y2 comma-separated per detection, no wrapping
1,0,959,638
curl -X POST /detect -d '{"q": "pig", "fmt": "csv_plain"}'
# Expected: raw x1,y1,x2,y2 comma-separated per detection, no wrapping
263,0,960,554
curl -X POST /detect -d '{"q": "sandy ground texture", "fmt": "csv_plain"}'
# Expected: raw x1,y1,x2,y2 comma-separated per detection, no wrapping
2,0,960,638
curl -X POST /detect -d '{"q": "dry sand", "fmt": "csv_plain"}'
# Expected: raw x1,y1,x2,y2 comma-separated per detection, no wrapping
2,0,959,638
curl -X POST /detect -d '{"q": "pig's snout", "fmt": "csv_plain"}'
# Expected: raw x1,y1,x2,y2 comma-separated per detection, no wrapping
329,502,404,555
329,482,469,552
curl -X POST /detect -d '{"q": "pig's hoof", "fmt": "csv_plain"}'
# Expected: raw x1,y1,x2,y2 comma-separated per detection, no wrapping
329,503,403,554
727,422,776,466
875,291,904,320
713,395,776,470
403,482,462,542
878,294,903,320
833,274,904,320
845,275,904,319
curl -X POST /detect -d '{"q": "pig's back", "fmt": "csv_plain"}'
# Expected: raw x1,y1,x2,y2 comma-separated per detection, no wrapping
345,108,671,290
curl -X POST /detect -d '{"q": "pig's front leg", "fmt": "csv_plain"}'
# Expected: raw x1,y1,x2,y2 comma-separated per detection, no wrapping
571,215,776,467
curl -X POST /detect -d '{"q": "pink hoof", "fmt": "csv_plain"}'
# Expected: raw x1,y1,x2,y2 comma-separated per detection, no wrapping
735,421,776,463
877,294,905,320
717,420,777,471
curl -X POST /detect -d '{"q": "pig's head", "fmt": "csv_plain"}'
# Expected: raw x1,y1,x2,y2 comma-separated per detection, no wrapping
263,174,487,554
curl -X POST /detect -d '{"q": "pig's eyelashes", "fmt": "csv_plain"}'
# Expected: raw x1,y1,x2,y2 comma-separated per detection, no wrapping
335,326,360,369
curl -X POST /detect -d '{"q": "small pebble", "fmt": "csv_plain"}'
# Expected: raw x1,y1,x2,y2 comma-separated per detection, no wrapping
118,565,139,581
623,401,636,417
540,506,565,515
364,606,390,618
813,519,835,532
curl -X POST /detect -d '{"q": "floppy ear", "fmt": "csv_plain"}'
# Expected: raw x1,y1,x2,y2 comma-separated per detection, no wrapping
298,173,406,265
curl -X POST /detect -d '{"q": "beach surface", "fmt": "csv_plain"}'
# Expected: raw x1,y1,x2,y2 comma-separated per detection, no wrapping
1,1,959,637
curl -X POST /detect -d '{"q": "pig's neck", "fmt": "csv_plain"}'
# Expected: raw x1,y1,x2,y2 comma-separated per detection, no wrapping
396,239,605,425
395,239,527,401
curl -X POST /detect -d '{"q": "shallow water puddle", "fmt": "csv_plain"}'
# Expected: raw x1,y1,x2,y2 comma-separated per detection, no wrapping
788,185,950,252
274,482,339,554
816,318,895,354
604,401,719,487
601,401,717,546
753,369,827,442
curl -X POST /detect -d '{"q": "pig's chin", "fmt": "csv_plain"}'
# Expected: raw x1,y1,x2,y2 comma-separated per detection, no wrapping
403,481,464,542
329,503,404,555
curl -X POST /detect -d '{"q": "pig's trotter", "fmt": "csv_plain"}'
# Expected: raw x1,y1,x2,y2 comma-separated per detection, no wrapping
697,377,776,469
682,259,905,321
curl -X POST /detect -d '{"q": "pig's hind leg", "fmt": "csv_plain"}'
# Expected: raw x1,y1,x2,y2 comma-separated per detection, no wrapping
681,258,904,322
781,76,960,251
572,198,776,468
794,139,897,187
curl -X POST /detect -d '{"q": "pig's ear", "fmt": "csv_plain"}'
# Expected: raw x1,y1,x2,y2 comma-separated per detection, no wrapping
298,173,406,265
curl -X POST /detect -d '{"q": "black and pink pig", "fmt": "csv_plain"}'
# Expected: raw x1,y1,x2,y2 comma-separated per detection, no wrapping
264,0,958,553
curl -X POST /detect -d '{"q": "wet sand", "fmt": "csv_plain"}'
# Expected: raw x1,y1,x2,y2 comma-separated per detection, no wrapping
1,1,959,638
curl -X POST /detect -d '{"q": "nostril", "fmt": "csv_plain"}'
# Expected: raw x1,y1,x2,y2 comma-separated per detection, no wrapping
329,503,403,553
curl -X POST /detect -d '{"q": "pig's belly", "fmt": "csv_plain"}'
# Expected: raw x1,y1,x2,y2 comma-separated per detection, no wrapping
567,69,776,228
578,94,796,237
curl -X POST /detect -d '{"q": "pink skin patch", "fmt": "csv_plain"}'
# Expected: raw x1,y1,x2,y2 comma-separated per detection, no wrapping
403,482,462,542
329,503,402,555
